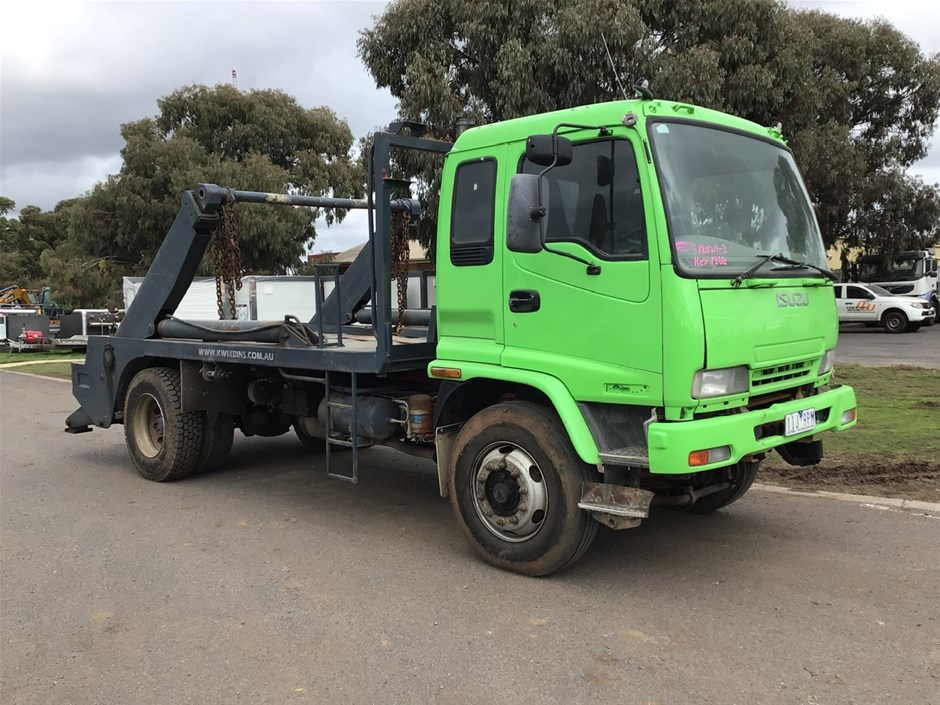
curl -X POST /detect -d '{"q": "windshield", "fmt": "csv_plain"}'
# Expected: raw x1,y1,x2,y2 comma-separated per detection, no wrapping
651,121,828,278
868,284,892,297
859,256,925,282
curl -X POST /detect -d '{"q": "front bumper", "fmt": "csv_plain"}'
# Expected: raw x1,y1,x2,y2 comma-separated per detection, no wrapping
646,384,857,474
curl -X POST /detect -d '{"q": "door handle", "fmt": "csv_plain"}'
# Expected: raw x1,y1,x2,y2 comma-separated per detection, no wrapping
509,290,540,313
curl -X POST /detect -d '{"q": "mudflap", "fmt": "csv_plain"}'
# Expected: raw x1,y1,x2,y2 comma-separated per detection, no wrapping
578,482,654,530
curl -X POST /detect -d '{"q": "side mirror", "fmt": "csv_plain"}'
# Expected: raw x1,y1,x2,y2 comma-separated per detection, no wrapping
526,134,573,167
507,174,544,253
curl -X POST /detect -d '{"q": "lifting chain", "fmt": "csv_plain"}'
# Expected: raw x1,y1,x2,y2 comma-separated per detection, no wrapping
390,209,411,335
209,197,244,320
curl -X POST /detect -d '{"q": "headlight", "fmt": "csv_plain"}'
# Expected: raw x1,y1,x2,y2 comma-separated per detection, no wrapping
817,348,836,375
692,366,749,399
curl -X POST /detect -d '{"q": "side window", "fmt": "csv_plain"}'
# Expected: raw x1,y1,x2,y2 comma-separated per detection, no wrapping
834,286,843,299
846,286,869,299
522,139,646,259
451,158,496,266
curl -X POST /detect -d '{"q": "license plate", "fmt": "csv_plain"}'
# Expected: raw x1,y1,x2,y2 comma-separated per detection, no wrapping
784,408,816,436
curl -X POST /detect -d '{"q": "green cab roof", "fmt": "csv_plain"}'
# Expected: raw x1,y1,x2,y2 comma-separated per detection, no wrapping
450,99,785,154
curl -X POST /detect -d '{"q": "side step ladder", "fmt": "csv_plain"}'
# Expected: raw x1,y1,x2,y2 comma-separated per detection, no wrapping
323,370,365,483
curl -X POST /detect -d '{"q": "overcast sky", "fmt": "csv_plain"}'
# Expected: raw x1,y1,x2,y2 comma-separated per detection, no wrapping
1,0,938,254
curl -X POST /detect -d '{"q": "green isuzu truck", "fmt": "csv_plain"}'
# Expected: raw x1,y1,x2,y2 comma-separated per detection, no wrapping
66,96,857,575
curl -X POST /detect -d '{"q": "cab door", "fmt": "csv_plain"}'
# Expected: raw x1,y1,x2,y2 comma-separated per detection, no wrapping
501,134,662,404
843,284,874,322
435,150,506,364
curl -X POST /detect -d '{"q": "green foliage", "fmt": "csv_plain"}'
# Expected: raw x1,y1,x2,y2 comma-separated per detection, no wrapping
359,0,940,252
0,199,74,287
41,84,362,308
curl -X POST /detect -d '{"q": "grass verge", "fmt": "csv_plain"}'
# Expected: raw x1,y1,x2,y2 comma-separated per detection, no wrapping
2,361,74,379
0,349,82,365
760,364,940,502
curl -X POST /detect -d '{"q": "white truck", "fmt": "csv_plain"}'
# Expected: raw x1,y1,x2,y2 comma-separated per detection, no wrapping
835,282,935,333
856,249,940,323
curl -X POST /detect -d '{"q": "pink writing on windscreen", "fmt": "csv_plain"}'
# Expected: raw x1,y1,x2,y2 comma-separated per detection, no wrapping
693,256,727,266
678,241,729,267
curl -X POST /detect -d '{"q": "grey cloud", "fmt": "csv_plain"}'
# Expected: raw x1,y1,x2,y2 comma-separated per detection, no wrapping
1,1,395,211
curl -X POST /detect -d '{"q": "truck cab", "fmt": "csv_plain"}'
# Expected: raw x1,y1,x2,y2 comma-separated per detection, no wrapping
435,100,855,472
857,249,940,323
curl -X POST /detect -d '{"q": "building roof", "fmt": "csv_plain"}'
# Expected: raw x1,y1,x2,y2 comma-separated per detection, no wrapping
333,241,428,263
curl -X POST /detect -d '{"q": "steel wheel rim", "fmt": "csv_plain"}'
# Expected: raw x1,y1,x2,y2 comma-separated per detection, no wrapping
133,393,164,458
470,442,549,543
886,315,903,332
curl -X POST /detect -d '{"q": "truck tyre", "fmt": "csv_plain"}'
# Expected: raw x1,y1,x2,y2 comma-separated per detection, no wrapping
882,310,907,334
293,422,326,452
124,367,204,482
449,401,599,577
683,461,760,514
197,413,235,473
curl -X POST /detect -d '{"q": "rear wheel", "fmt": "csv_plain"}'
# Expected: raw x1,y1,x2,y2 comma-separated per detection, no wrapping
882,310,908,334
124,367,203,481
449,402,599,577
682,461,760,514
197,413,235,472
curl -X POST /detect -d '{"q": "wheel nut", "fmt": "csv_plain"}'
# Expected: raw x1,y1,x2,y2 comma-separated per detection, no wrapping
497,459,507,469
509,516,519,525
510,469,520,478
496,518,506,526
520,487,528,495
519,503,528,513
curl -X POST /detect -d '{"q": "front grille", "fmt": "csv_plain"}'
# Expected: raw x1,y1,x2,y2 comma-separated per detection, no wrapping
751,360,813,389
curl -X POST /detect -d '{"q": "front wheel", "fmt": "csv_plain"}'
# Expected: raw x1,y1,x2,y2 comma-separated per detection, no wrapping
882,310,908,334
682,461,760,514
449,402,599,577
124,367,204,481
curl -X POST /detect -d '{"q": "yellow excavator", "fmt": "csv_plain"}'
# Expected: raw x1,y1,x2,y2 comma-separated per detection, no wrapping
0,285,69,331
0,285,38,310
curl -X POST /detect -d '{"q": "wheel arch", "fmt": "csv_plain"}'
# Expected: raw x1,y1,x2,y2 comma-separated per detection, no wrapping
878,307,908,322
431,362,600,465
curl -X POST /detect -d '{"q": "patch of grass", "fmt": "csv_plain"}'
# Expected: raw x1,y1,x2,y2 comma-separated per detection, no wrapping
0,349,83,364
4,361,74,379
794,364,940,465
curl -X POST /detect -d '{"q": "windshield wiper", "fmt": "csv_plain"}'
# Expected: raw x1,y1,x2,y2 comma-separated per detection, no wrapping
731,253,838,288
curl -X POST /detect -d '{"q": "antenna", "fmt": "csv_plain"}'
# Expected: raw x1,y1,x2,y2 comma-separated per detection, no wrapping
601,33,629,100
